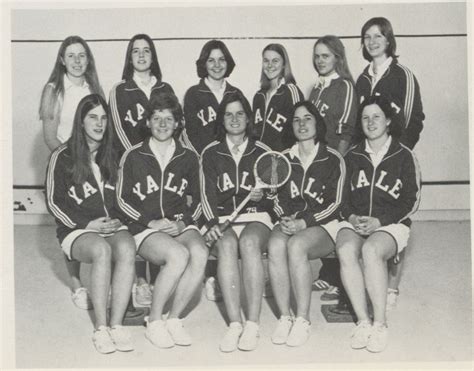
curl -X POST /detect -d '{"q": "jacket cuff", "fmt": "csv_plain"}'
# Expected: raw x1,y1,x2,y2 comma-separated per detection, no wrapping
206,218,219,229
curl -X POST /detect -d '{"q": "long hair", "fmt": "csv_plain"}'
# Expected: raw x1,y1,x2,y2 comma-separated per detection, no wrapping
196,40,236,79
216,91,255,142
313,35,355,85
121,34,162,81
147,92,184,140
288,101,327,146
260,43,296,92
68,94,117,185
39,36,104,121
360,17,398,62
353,95,402,143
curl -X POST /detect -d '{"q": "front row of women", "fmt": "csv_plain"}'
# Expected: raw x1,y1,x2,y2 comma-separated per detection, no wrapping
46,91,420,354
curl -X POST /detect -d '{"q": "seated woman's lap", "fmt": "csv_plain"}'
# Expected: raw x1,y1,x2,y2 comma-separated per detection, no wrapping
239,222,270,254
336,228,397,261
71,232,112,263
138,231,189,266
289,225,335,260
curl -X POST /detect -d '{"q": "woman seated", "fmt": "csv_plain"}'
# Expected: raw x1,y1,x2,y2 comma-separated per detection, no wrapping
268,101,345,347
116,93,208,349
45,94,136,354
201,91,272,352
336,95,421,353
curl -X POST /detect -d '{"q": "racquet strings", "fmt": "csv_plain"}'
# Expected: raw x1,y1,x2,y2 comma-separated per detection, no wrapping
255,152,290,188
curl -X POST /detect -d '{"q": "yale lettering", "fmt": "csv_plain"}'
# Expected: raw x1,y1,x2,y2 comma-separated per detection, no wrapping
254,108,263,124
356,170,370,188
265,108,286,132
290,180,300,198
124,103,145,127
239,171,252,191
197,106,217,127
68,186,83,205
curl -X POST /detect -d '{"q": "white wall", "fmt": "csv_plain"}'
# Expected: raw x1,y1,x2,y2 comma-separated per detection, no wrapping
10,2,470,216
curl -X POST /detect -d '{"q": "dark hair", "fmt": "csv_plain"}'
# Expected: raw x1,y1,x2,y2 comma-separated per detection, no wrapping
121,34,162,81
39,35,104,120
68,94,117,185
361,17,398,62
216,91,255,142
196,40,236,79
147,93,184,139
313,35,355,84
288,101,327,145
354,95,402,142
260,43,296,92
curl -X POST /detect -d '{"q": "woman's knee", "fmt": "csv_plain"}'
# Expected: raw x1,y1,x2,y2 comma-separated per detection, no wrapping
166,245,190,272
113,237,137,264
361,240,385,263
90,240,112,263
188,241,209,268
239,234,263,258
287,235,307,261
216,237,238,260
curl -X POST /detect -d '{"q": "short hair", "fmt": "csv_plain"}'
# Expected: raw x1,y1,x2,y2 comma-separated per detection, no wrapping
289,101,327,145
260,43,296,91
147,93,184,139
313,35,355,84
121,34,162,81
195,40,236,79
215,91,255,142
360,17,398,62
356,95,402,140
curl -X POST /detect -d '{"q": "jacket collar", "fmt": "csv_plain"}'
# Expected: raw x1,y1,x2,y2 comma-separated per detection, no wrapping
288,142,329,164
138,136,186,158
197,78,237,94
352,135,402,158
215,136,258,156
124,77,165,91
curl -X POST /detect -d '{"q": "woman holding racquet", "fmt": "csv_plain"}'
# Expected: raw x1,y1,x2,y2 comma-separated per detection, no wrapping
268,100,345,347
117,93,208,349
356,17,425,313
45,94,136,354
109,33,175,305
201,91,275,352
252,43,304,152
336,95,421,352
40,35,105,310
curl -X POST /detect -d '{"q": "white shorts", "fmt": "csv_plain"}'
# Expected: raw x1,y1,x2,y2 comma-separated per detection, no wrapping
337,220,410,258
201,212,273,238
134,225,200,251
318,219,341,244
61,225,129,260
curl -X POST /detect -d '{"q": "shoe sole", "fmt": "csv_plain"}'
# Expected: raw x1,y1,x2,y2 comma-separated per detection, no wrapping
145,333,174,349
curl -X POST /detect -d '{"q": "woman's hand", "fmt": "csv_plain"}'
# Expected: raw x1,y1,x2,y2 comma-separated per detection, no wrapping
87,217,121,234
205,224,224,243
148,218,171,231
355,216,381,235
160,221,186,237
280,216,306,235
249,188,264,202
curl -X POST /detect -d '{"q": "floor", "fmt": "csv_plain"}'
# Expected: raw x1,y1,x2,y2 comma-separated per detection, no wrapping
13,221,472,368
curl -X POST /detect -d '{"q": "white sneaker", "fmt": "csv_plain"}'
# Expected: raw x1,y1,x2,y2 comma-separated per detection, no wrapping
271,315,293,345
386,288,399,313
72,287,93,310
135,283,153,306
238,321,259,351
286,317,311,347
92,326,115,354
367,322,388,353
109,325,133,352
166,318,192,346
220,322,243,353
145,319,174,348
350,320,372,349
205,277,223,301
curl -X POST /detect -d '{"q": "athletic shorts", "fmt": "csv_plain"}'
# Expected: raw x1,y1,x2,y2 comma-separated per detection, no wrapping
337,220,410,259
201,212,273,238
133,225,200,251
61,225,129,261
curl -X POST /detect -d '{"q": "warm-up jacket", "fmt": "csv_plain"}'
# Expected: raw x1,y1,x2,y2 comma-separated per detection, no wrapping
116,138,201,235
273,143,345,227
356,59,424,149
253,82,304,151
109,79,175,154
200,138,272,228
45,145,123,243
341,138,421,227
308,76,358,150
180,79,243,155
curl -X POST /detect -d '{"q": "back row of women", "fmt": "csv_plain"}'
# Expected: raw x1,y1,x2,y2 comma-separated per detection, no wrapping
41,16,423,355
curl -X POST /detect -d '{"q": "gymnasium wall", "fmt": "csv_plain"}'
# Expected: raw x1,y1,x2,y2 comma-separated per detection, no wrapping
9,2,470,221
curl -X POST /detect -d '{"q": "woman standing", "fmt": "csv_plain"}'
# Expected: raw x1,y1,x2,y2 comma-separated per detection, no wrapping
117,93,208,349
356,17,425,311
45,94,136,354
268,101,345,347
201,91,272,352
253,43,304,152
39,35,105,310
336,95,421,353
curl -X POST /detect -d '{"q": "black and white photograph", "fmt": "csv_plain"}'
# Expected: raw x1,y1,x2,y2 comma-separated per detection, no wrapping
1,0,472,369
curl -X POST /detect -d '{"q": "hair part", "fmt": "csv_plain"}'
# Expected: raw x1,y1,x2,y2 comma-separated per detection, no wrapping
360,17,398,61
289,101,327,145
260,43,296,92
68,94,117,184
215,91,255,142
196,40,236,79
39,35,104,121
314,35,355,84
122,34,162,81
